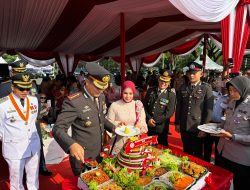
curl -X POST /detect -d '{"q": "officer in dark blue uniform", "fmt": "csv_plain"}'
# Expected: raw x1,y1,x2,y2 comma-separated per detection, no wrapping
175,62,214,159
143,70,176,146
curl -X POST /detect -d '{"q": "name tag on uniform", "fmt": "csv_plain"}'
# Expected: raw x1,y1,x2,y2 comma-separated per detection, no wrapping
159,98,168,105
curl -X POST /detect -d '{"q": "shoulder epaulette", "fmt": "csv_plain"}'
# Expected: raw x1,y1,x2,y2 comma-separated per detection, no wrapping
67,92,81,101
201,81,211,86
0,96,8,104
1,80,11,84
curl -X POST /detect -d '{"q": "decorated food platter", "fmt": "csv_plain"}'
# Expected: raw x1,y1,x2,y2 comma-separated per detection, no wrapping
115,125,140,137
78,136,210,190
198,123,223,134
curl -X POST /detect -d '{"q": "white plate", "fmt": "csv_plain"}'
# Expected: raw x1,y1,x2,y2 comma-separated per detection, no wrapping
198,123,223,134
115,125,140,137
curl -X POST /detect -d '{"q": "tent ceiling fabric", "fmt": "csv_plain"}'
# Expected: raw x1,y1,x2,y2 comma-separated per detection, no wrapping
0,0,223,59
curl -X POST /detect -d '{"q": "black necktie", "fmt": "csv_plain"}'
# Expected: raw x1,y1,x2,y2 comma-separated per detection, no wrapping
20,99,24,107
191,85,195,91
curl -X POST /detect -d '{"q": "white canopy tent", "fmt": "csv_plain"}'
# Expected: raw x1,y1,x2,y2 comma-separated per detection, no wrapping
0,57,7,64
195,55,223,71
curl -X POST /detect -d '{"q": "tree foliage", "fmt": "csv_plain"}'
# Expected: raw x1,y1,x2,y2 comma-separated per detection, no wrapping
2,53,17,63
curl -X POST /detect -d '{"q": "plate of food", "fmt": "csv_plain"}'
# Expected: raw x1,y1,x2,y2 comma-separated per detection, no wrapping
159,171,195,190
197,123,223,134
115,125,140,137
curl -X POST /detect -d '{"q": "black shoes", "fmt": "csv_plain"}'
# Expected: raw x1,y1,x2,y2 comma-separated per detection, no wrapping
39,169,53,176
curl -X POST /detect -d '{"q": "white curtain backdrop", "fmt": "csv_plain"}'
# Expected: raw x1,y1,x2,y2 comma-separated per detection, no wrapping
169,0,239,22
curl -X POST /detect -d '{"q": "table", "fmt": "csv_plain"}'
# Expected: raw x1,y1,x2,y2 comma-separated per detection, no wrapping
61,147,233,190
43,137,67,164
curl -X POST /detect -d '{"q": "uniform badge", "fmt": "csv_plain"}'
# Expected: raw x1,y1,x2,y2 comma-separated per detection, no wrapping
85,121,92,127
10,116,16,123
102,102,107,114
82,106,91,113
159,98,168,105
30,104,37,114
197,89,202,94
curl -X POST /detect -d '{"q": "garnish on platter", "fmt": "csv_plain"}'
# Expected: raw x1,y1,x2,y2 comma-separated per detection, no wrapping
115,125,140,137
124,126,130,134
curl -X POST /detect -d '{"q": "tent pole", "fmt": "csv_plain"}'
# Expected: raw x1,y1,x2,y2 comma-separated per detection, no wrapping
203,34,208,78
120,13,126,84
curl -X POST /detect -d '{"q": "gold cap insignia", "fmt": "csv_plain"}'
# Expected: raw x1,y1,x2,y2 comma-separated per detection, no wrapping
22,75,30,82
19,63,24,68
102,75,110,83
163,71,169,77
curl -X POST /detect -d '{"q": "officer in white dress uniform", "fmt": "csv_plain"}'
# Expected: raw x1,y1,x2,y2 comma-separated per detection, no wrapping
0,72,41,190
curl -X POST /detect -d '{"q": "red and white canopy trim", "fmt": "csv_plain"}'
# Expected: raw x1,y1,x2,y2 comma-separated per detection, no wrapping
0,0,248,74
142,53,162,68
168,35,203,56
169,0,239,22
209,34,250,55
221,0,250,72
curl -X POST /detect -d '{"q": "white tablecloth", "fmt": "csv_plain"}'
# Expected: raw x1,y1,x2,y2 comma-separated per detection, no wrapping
42,126,72,164
43,137,67,164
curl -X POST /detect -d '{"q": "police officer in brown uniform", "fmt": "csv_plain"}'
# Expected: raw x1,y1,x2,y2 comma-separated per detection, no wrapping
175,62,214,159
143,70,176,146
52,63,115,176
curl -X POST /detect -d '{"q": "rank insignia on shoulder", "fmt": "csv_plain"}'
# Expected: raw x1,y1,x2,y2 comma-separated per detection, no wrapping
0,96,8,104
67,92,81,101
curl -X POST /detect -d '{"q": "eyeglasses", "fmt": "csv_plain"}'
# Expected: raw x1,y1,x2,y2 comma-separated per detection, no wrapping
17,87,30,92
40,97,46,99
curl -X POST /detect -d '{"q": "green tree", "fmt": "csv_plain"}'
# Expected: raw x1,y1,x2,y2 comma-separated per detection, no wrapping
2,53,17,63
203,39,222,65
